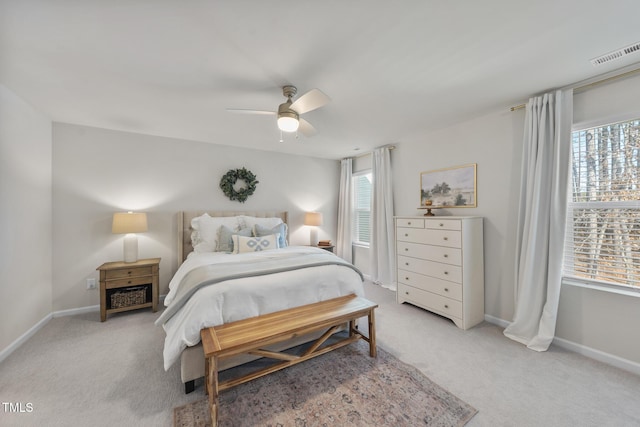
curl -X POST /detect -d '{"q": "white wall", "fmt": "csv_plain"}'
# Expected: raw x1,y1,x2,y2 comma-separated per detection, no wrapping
0,84,53,352
51,123,339,311
392,107,524,322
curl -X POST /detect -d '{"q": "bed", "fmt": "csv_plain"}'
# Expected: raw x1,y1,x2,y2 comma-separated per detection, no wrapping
156,210,365,393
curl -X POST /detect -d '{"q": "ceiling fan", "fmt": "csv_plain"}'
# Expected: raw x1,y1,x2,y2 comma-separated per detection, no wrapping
227,85,331,137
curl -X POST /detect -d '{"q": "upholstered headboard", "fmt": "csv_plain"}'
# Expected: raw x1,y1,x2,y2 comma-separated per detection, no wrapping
178,210,289,263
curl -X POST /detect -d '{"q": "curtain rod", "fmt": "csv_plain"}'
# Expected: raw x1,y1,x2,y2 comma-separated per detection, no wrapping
344,144,396,160
510,65,640,112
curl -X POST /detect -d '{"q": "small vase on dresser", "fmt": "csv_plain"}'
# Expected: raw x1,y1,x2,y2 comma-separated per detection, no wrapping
395,216,484,330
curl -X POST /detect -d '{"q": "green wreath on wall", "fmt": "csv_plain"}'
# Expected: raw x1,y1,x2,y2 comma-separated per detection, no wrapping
219,168,259,203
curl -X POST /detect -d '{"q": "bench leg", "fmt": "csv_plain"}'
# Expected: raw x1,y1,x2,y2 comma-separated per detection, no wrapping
368,309,377,358
206,356,219,427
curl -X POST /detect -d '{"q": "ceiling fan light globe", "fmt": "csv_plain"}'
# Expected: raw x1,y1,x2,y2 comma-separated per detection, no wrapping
277,116,299,132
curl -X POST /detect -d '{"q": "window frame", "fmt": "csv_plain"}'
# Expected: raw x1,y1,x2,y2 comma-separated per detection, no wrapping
352,170,372,247
562,113,640,296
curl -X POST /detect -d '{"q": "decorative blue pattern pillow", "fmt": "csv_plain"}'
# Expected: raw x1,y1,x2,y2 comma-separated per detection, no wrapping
254,223,288,248
216,226,252,252
232,234,278,253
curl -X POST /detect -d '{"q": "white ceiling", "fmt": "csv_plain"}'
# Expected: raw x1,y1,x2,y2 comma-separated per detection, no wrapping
2,0,640,159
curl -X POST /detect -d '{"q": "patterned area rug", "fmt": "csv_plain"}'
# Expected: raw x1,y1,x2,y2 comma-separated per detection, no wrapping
174,340,477,427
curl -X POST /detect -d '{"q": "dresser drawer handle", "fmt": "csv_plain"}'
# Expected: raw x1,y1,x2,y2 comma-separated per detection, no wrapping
405,262,409,266
404,233,409,237
405,291,409,295
444,304,449,309
443,237,448,241
439,223,444,227
405,277,409,280
444,271,449,275
128,271,133,275
407,221,412,225
444,288,449,292
127,280,132,284
405,248,409,251
444,254,448,258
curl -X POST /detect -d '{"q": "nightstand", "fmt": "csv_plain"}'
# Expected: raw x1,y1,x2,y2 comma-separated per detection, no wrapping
97,258,160,322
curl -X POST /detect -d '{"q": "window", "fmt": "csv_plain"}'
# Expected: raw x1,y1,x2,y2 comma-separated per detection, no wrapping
563,118,640,289
353,172,372,245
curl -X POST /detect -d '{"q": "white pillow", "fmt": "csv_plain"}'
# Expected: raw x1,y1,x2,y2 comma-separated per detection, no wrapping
191,214,241,253
238,215,283,231
232,234,279,254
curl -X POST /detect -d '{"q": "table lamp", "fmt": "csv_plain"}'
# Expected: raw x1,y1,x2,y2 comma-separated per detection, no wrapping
304,212,323,246
112,211,148,263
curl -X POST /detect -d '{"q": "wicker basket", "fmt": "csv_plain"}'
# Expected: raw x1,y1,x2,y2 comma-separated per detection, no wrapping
111,287,146,309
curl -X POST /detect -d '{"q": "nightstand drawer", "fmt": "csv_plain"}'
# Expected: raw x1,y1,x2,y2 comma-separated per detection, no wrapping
105,266,153,280
106,275,153,289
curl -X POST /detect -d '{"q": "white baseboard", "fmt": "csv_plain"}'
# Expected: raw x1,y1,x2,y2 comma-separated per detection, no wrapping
52,305,99,318
552,336,640,376
484,313,510,329
484,313,640,376
0,312,52,364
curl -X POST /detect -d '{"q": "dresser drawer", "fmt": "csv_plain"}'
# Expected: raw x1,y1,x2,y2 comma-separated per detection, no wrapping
397,269,462,300
397,244,461,266
105,266,153,280
396,218,424,228
398,283,463,319
396,254,462,283
424,219,461,231
397,228,461,248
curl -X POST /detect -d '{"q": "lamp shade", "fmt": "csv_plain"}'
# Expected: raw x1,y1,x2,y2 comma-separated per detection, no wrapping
112,212,148,234
304,212,323,227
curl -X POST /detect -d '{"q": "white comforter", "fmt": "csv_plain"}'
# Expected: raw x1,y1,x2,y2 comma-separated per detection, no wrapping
160,246,364,370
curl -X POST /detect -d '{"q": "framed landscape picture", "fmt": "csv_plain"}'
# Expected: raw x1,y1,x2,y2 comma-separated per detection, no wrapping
420,163,477,208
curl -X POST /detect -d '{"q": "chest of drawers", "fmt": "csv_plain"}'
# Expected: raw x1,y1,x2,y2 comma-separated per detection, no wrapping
395,216,484,330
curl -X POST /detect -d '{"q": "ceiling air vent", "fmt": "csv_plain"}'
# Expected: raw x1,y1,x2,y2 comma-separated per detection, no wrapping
591,42,640,66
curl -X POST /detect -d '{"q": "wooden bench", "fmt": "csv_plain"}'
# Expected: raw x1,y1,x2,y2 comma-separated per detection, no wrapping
200,294,378,426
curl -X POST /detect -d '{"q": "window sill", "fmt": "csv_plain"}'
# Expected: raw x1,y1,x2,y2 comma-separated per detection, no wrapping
352,243,370,249
562,277,640,298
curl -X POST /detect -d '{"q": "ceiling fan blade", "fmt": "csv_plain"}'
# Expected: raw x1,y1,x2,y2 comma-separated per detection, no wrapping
290,89,331,114
298,118,317,137
226,109,275,115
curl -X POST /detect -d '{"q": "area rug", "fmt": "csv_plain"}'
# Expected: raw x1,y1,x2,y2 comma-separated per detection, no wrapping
174,340,477,427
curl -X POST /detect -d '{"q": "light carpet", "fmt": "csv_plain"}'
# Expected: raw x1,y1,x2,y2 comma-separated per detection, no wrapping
174,340,477,427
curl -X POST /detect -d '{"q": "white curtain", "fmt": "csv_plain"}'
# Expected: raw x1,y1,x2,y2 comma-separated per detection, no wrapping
370,147,396,290
503,89,573,351
336,158,353,262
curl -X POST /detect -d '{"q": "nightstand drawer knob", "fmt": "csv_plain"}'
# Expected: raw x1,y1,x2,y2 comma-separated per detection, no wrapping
405,277,409,280
444,304,449,309
443,237,448,241
405,262,409,266
439,223,444,227
128,271,132,275
405,291,409,295
128,280,132,284
444,254,448,258
444,271,449,275
404,233,409,237
444,288,449,292
405,248,408,251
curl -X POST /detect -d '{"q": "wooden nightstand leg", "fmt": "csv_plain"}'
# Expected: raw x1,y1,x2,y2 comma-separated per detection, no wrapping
100,281,107,322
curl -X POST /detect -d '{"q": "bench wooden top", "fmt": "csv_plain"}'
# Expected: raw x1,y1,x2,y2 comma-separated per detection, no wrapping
201,294,377,358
